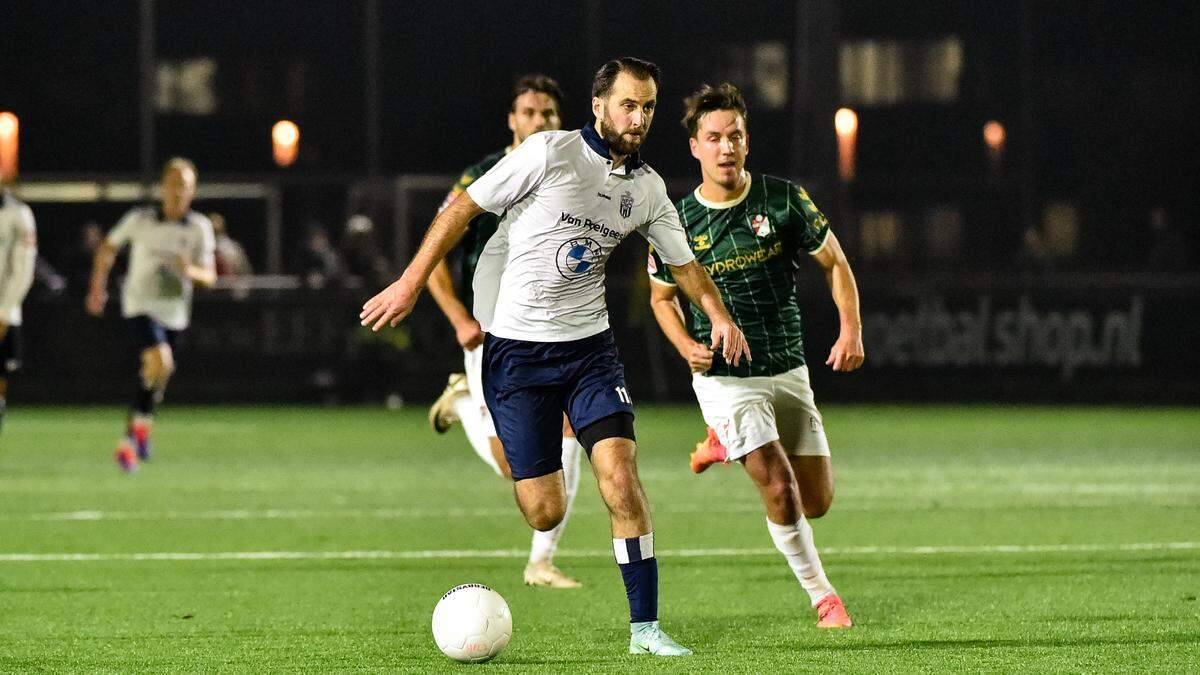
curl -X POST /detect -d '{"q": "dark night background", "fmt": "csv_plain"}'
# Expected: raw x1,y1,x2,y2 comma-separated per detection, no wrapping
2,1,1197,403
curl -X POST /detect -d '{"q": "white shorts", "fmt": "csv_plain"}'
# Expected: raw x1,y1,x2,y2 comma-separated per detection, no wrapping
691,365,830,461
464,346,498,438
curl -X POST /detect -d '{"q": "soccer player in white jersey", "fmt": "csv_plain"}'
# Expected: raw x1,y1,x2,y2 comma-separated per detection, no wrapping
424,74,586,589
0,184,38,434
362,57,750,656
87,157,216,471
648,83,863,628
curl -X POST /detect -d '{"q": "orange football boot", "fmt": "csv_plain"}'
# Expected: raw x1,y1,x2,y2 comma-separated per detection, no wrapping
689,427,728,474
814,594,853,628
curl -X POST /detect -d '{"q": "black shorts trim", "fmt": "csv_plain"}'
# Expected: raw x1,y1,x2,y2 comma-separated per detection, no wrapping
577,412,636,454
1,325,22,374
128,316,180,352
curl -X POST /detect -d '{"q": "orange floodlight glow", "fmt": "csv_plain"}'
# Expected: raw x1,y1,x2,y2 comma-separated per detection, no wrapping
272,120,300,168
834,108,858,182
0,112,18,181
983,120,1006,151
834,108,858,137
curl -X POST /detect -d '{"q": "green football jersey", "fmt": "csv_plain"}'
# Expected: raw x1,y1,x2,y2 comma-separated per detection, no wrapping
440,148,507,309
648,173,830,378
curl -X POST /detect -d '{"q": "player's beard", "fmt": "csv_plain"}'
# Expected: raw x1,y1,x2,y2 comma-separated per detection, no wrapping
600,112,645,156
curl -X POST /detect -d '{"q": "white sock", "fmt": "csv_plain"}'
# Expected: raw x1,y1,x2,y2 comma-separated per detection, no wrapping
529,437,584,564
452,394,502,476
766,516,836,605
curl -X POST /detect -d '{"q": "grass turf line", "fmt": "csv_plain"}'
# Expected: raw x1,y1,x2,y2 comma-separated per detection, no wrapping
1,404,1197,672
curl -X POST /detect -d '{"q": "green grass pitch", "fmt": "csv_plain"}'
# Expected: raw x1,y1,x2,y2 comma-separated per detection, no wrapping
1,404,1198,672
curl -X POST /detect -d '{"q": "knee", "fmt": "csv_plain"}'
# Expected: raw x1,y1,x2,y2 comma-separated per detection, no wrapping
598,469,644,517
803,491,833,519
142,349,175,384
765,477,802,522
524,502,565,532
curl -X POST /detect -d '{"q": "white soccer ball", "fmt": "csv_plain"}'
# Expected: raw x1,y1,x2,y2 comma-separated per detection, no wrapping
431,583,512,663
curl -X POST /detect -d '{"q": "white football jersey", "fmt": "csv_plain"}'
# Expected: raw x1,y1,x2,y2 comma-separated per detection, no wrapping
106,206,215,330
0,191,37,326
466,126,695,342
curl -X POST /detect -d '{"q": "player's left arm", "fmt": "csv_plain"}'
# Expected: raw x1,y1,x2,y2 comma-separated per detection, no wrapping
811,231,864,372
177,217,217,288
0,206,38,323
668,261,750,368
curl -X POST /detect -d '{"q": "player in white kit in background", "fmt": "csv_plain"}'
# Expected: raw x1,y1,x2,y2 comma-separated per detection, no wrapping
0,184,38,434
424,73,586,589
362,57,750,657
87,157,216,472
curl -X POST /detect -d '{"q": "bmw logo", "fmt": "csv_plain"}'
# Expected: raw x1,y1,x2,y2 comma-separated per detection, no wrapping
556,237,604,279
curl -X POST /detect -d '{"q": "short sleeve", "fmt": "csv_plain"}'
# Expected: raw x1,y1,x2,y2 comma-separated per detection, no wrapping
438,170,476,215
106,208,141,248
465,133,549,215
194,216,216,268
637,181,695,267
646,246,676,286
787,183,831,254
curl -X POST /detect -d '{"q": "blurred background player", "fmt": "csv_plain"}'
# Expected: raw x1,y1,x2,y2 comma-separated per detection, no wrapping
0,184,38,434
86,157,216,471
424,74,585,589
361,57,751,656
648,83,864,629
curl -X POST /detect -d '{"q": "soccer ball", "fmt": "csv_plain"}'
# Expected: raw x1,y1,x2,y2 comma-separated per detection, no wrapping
431,584,512,663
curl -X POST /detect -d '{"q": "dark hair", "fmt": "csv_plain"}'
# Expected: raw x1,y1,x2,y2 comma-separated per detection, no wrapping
510,74,564,112
681,83,748,137
591,57,661,99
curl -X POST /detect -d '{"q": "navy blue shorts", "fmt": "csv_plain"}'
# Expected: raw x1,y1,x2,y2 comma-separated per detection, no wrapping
128,316,180,352
1,325,21,374
482,329,635,480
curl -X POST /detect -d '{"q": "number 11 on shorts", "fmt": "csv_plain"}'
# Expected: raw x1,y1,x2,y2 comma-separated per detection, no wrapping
615,386,632,404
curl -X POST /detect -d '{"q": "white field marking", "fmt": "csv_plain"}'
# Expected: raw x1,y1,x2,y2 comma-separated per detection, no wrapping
1,542,1197,563
8,490,1199,524
5,422,259,435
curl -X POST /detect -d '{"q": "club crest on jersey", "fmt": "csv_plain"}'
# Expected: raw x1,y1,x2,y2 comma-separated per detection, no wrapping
556,237,603,280
620,190,633,218
750,214,772,237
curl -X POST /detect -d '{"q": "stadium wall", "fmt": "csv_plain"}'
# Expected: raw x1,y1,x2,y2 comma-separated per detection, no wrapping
15,272,1199,406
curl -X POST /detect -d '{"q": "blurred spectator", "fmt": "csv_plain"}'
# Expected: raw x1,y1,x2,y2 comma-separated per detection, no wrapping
1146,205,1190,271
339,214,391,288
1018,201,1080,270
35,256,67,295
298,222,343,288
209,212,254,277
65,221,104,293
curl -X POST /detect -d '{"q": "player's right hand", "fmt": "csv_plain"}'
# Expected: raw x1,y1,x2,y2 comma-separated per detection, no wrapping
685,341,713,373
709,317,751,367
85,288,107,317
455,318,485,350
360,277,420,331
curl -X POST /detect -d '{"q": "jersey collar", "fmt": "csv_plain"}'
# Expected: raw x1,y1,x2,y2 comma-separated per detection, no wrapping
693,171,752,209
580,123,643,174
155,205,193,225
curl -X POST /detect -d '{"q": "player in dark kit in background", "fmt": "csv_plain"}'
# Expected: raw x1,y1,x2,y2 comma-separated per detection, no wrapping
362,58,751,656
424,74,587,589
649,83,863,629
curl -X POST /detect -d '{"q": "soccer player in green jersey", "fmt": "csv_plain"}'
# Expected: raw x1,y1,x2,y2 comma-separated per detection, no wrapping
648,83,864,628
424,74,585,589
